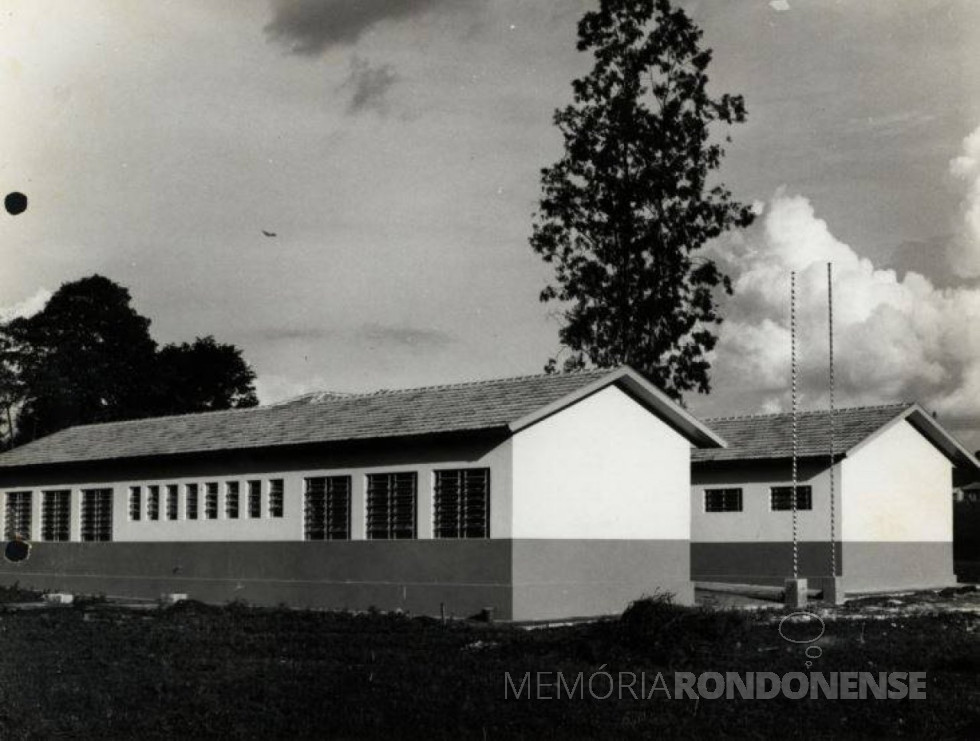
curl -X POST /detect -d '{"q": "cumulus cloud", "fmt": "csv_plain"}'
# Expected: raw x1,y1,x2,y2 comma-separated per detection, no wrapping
342,56,399,115
769,0,791,11
711,191,980,426
948,125,980,277
265,0,466,55
0,288,52,323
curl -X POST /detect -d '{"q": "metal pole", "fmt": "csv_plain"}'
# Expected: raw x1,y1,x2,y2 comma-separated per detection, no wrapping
791,271,799,580
828,263,837,579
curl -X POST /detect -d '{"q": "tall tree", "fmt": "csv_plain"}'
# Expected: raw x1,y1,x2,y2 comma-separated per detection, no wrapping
155,336,258,415
6,275,159,441
531,0,754,400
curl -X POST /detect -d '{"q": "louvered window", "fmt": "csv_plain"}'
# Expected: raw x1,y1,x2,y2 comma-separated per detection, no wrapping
247,480,261,518
80,488,113,541
304,476,351,540
704,488,742,513
770,486,813,511
147,485,160,521
166,485,179,520
366,472,416,540
269,479,284,518
129,486,142,521
4,491,32,540
226,482,240,519
434,469,489,539
205,483,219,519
42,490,71,541
186,484,199,520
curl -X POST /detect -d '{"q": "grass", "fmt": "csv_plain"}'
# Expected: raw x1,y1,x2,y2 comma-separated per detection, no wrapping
0,589,977,738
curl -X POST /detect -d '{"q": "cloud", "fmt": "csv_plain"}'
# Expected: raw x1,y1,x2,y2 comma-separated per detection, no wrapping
0,288,52,323
342,56,399,115
361,323,454,350
710,191,980,428
265,0,460,55
769,0,791,11
948,125,980,277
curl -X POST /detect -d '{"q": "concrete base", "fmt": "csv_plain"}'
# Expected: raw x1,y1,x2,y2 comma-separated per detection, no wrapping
784,578,809,608
817,576,845,605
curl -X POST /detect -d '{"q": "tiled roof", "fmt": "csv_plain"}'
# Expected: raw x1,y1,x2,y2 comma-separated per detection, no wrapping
0,369,614,468
692,403,913,463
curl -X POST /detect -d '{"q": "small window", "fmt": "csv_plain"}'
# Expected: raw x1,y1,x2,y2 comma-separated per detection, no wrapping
205,483,219,519
366,472,416,540
268,479,284,518
166,485,179,521
80,488,113,541
770,485,813,512
705,488,742,513
304,476,351,540
42,490,71,541
247,480,262,518
225,482,240,519
129,486,142,522
434,468,490,539
147,486,160,521
186,484,199,520
4,491,32,540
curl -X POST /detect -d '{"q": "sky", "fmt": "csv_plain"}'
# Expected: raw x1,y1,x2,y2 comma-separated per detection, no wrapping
1,0,980,448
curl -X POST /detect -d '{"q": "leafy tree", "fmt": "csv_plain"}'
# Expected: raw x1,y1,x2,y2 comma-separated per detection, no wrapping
0,334,24,449
3,275,259,443
531,0,754,400
6,275,159,441
155,336,258,415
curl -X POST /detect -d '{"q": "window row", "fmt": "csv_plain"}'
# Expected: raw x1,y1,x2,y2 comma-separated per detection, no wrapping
303,469,490,541
128,479,284,523
3,468,490,542
5,489,112,542
704,486,813,513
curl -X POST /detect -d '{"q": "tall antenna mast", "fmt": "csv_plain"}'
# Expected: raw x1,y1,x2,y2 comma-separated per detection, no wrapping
828,263,836,580
791,271,799,580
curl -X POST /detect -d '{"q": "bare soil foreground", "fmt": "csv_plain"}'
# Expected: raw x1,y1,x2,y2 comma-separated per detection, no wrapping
0,586,978,739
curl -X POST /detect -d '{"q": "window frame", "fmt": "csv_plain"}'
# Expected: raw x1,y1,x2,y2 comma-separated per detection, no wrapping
770,485,813,512
366,472,417,540
704,488,743,513
303,475,352,541
166,484,180,521
247,480,262,518
41,490,71,542
147,485,160,521
205,482,219,520
80,488,113,542
4,491,32,540
268,479,284,519
225,481,240,520
433,468,490,539
185,483,199,520
129,486,142,522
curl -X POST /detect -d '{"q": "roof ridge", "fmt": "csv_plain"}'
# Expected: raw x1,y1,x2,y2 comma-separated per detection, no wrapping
315,366,614,400
705,402,913,423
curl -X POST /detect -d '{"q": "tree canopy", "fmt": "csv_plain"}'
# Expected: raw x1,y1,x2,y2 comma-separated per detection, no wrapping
0,275,258,445
531,0,754,401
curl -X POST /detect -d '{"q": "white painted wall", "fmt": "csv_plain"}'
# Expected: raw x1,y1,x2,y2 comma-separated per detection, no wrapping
0,440,514,542
510,385,691,540
691,462,841,543
841,420,952,542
